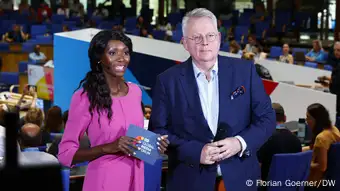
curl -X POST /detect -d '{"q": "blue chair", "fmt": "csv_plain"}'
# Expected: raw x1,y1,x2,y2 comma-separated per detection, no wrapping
0,42,10,51
38,146,47,151
30,25,48,38
152,30,166,40
22,42,36,52
75,161,89,167
270,46,283,58
125,17,137,32
35,35,53,44
267,151,313,191
22,147,39,152
1,20,16,31
0,72,19,85
51,14,66,24
98,21,116,30
172,30,182,43
292,48,308,56
52,24,63,33
18,61,28,73
62,21,77,28
304,62,318,68
324,65,333,71
50,133,63,140
61,169,70,191
234,26,249,42
220,43,229,52
325,143,340,191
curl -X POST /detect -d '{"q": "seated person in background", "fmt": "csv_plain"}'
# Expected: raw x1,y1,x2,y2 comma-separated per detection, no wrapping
56,3,69,17
0,123,58,166
69,0,84,18
229,40,242,55
157,18,173,41
326,41,340,68
257,103,302,181
0,0,13,12
18,0,30,14
37,0,52,23
43,106,64,133
22,107,50,144
2,24,28,43
279,43,294,64
306,40,326,63
29,45,47,63
92,3,109,19
253,44,267,59
243,34,258,54
304,103,340,186
136,15,146,29
18,123,44,149
16,85,37,111
140,27,153,39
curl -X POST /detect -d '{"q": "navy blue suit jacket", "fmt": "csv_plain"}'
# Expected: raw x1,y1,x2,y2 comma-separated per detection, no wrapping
150,56,276,191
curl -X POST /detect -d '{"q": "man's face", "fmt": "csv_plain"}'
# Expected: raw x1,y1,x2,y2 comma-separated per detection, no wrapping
183,17,221,64
313,41,320,51
334,44,340,59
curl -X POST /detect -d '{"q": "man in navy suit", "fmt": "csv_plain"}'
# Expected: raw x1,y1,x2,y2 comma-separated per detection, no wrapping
150,8,276,191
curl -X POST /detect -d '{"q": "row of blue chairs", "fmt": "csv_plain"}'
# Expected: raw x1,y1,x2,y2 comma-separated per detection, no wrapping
0,39,52,52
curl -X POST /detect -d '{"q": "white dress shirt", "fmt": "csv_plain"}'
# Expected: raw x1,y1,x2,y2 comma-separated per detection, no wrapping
192,61,247,176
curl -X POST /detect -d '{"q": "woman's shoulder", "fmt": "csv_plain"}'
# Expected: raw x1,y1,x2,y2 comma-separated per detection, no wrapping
70,89,89,106
127,82,142,95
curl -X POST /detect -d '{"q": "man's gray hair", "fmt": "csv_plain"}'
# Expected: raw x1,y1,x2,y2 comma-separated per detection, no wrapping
182,8,218,36
334,41,340,47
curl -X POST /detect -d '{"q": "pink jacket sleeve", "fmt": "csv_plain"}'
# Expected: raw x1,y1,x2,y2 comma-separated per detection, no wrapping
58,90,90,167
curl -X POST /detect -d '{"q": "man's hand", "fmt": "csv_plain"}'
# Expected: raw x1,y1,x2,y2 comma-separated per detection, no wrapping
211,137,242,161
200,143,220,165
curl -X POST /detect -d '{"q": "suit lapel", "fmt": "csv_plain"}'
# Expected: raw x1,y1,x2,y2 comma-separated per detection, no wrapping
179,58,214,139
217,56,234,134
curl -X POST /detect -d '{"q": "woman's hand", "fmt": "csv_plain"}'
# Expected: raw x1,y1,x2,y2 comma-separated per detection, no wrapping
157,135,169,154
102,136,140,156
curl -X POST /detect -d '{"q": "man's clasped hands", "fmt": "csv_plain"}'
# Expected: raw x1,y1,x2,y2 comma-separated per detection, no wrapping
200,137,243,164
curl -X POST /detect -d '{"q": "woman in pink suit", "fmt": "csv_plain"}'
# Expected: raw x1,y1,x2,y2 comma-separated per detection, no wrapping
58,30,169,191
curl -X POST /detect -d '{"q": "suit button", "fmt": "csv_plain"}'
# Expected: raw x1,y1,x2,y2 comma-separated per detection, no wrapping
190,164,194,168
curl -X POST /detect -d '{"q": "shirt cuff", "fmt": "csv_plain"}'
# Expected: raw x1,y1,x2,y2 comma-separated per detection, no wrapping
235,136,247,157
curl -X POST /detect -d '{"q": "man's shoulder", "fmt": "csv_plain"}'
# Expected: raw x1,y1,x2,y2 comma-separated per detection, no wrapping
158,62,185,80
219,56,253,68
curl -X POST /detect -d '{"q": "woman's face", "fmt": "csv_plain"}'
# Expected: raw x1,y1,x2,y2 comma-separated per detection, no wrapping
282,44,289,54
100,40,130,78
141,29,148,36
306,112,315,130
138,16,144,24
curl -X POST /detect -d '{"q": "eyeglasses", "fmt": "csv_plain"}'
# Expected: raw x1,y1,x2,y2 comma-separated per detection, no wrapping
185,33,218,44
